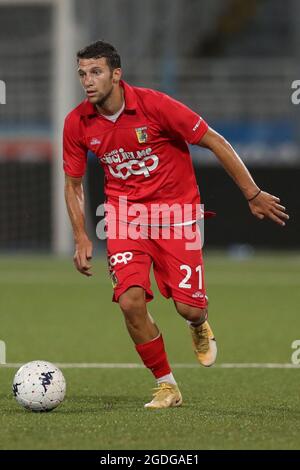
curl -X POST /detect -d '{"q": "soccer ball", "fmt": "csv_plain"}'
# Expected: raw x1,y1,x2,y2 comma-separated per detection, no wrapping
12,360,66,412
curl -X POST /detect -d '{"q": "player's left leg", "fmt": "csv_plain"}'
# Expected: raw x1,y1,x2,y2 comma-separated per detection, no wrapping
106,236,182,409
152,223,217,366
174,302,217,367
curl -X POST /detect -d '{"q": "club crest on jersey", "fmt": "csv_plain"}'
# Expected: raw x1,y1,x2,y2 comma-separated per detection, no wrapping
135,126,148,144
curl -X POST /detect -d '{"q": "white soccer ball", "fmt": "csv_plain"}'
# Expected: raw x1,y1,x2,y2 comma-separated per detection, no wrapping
12,360,66,412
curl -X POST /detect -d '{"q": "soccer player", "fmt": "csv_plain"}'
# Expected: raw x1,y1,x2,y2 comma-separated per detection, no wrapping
63,41,289,409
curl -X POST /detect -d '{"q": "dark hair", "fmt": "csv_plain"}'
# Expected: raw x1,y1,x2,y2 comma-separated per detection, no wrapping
77,40,121,71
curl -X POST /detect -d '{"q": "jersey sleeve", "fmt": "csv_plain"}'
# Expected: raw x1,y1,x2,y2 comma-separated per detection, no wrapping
158,93,208,144
63,114,88,177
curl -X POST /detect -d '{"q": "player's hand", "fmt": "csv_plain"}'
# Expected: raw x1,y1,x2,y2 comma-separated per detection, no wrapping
248,191,289,226
73,236,93,276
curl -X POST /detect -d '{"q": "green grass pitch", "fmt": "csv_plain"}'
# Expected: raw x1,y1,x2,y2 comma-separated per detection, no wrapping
0,252,300,449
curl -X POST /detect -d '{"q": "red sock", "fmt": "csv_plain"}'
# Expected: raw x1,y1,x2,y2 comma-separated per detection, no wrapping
135,334,171,379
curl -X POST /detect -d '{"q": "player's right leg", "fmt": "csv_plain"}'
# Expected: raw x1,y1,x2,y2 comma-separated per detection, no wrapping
118,286,159,344
106,245,182,409
118,286,182,409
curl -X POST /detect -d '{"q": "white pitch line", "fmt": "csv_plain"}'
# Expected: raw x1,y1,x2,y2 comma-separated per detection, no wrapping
0,363,300,369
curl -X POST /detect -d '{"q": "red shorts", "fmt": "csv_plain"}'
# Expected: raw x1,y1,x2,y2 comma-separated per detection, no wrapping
106,223,208,309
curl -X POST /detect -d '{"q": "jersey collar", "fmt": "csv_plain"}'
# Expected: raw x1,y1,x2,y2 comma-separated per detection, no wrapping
79,80,137,117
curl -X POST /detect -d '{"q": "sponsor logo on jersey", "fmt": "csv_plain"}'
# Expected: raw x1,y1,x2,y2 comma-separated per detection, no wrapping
108,155,159,180
109,251,133,266
192,117,202,132
135,126,148,143
90,137,101,145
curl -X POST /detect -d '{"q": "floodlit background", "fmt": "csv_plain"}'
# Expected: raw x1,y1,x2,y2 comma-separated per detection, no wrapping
0,0,299,252
0,0,299,450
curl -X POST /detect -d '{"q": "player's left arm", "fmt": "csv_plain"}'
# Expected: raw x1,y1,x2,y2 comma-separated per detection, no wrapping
197,127,289,226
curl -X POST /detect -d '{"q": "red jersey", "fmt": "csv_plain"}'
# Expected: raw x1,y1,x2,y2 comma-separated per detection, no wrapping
63,80,208,224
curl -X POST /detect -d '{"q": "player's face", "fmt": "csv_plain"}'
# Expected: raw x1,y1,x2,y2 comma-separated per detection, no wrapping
77,57,121,106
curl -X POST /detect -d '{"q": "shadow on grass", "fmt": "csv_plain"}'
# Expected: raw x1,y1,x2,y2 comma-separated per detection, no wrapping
7,394,300,418
57,394,144,414
3,392,150,415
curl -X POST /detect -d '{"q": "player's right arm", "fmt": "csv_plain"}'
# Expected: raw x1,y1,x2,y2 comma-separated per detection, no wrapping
64,175,93,277
63,112,92,276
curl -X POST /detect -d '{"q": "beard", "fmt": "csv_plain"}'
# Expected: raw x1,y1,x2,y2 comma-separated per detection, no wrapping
95,84,114,108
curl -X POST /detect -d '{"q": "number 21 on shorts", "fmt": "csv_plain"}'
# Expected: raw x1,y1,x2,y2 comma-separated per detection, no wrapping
179,264,202,289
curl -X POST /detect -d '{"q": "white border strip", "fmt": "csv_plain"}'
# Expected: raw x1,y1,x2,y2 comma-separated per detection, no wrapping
0,363,299,369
